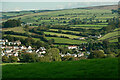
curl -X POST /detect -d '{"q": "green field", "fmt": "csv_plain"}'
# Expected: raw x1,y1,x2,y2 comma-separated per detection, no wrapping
49,29,81,34
46,37,86,44
3,27,25,33
3,34,44,42
71,26,102,29
109,38,118,42
44,32,80,39
2,5,118,45
2,58,119,79
71,24,108,27
99,31,120,41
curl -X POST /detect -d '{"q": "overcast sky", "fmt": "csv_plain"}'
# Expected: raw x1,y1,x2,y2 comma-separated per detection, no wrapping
0,0,119,12
1,0,120,2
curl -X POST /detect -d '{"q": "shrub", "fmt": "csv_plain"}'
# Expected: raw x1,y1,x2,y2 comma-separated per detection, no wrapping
88,50,105,59
61,56,75,61
20,53,38,62
8,55,18,63
2,56,9,63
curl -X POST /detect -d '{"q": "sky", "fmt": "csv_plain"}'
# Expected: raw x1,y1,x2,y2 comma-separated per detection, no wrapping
1,0,120,2
0,1,119,12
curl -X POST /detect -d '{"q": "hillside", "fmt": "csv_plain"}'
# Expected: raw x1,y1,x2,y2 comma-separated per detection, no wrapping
2,58,119,79
2,4,118,46
84,5,118,10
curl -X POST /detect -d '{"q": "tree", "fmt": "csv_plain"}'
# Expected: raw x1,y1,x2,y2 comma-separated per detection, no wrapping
47,48,61,61
20,53,38,62
24,25,29,32
88,50,105,59
59,47,69,54
2,56,9,63
61,56,75,61
35,41,43,48
8,55,18,63
48,39,54,45
2,19,21,28
107,54,115,58
103,40,109,49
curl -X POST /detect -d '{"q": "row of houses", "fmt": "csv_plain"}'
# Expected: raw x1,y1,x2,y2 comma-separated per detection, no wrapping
74,35,102,40
1,39,88,58
0,39,21,46
0,39,47,57
59,53,84,57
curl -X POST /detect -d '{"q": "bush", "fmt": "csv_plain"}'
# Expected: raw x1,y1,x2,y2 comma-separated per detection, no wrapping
8,55,18,63
61,56,75,61
2,56,9,63
38,56,51,62
88,50,105,59
20,53,38,62
47,48,61,61
107,54,115,58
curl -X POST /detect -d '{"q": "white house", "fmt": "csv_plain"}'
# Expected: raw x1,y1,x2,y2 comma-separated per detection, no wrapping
14,41,21,45
5,49,12,53
78,37,85,40
36,49,39,53
1,53,5,56
1,46,5,49
13,52,19,56
71,54,77,57
39,47,46,51
68,46,77,49
39,51,46,54
28,46,32,49
20,46,27,50
26,49,33,53
8,42,14,45
66,53,71,56
78,53,84,57
13,46,19,49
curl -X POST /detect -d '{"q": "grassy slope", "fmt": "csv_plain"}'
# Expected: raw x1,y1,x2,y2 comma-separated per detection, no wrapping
109,38,118,42
2,27,25,33
46,37,86,44
99,31,120,41
2,58,119,79
3,34,44,43
44,32,80,39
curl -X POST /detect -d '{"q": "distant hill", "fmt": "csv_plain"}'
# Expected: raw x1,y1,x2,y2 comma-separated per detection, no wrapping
78,5,118,10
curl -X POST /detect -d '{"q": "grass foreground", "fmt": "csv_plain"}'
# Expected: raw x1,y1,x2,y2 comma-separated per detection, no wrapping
2,58,119,79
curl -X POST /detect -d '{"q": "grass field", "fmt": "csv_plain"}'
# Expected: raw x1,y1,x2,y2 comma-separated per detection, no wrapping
2,58,119,79
99,31,120,40
109,38,118,42
71,24,108,27
2,27,25,33
3,34,44,42
49,29,81,34
46,37,86,44
71,26,102,29
44,32,81,39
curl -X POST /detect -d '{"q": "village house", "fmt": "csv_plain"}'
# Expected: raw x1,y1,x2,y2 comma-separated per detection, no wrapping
71,54,77,57
89,35,101,38
20,46,27,50
4,48,13,54
26,49,33,53
28,46,32,49
68,46,78,49
77,37,86,40
36,47,46,54
78,53,84,57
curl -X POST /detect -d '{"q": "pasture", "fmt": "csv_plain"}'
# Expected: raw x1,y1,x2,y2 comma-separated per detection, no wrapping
46,37,86,44
2,58,119,79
